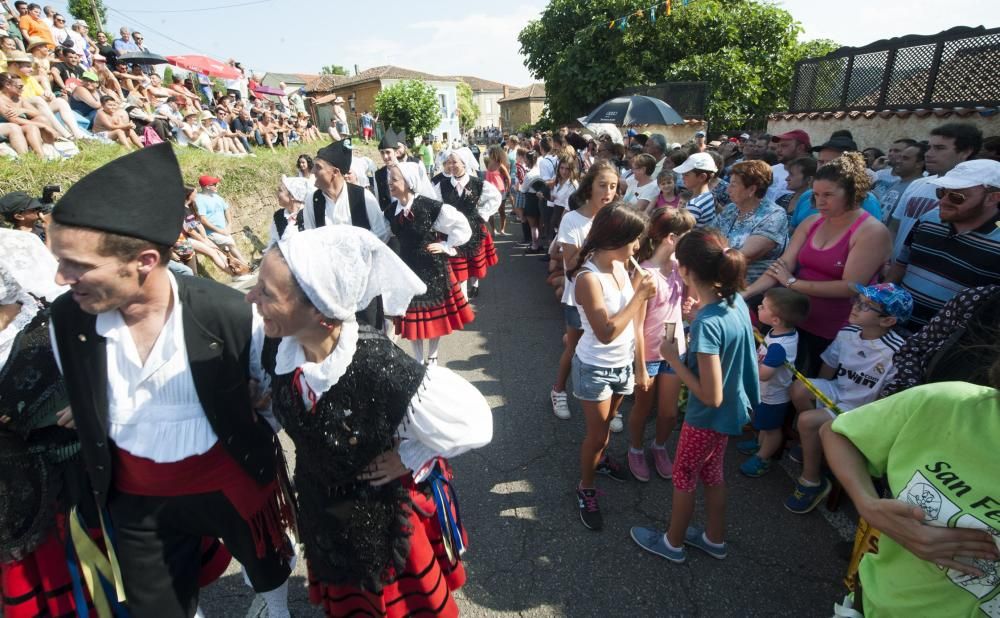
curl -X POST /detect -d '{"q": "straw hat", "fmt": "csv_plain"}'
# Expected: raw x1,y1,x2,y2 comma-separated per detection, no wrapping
26,37,52,52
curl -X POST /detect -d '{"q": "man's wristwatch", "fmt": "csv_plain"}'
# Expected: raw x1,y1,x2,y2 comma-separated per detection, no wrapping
785,276,798,288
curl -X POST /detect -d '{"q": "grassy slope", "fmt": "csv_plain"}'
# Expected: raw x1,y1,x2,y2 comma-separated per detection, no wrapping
1,139,380,277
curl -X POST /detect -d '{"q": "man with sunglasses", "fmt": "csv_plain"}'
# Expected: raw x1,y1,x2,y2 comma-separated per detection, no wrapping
888,159,1000,330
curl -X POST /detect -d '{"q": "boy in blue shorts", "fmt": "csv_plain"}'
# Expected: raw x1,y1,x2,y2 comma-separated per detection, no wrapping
739,288,810,477
785,283,912,514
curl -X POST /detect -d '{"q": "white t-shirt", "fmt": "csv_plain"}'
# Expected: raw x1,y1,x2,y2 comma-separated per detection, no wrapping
575,261,635,368
556,209,594,306
539,154,558,182
891,176,939,259
765,163,790,203
549,180,578,209
819,325,905,412
520,166,542,194
757,328,798,404
624,177,660,208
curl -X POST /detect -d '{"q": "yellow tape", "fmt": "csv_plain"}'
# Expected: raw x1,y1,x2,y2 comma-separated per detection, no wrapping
753,329,843,415
69,507,114,618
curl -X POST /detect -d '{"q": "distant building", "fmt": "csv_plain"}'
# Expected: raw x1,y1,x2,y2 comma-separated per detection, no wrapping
448,75,517,130
261,72,320,93
498,83,547,132
305,65,461,141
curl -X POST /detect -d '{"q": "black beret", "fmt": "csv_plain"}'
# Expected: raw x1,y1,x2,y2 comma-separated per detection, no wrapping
316,138,353,174
52,143,185,246
378,127,400,150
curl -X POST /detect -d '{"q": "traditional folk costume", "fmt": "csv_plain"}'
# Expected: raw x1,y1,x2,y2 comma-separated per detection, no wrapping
389,162,474,364
434,147,502,298
266,175,314,250
47,145,293,618
266,226,493,618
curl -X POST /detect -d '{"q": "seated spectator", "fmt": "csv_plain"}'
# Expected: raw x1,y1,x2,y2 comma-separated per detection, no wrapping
786,283,910,514
49,44,83,95
206,108,246,156
25,36,54,93
92,94,141,148
166,76,201,110
0,189,51,238
257,110,279,149
153,94,183,135
624,153,659,212
777,156,816,224
672,152,718,227
67,20,92,66
820,373,1000,615
887,159,1000,330
194,175,251,278
93,31,119,71
788,140,883,228
177,109,212,149
17,3,53,47
180,186,237,275
6,50,87,140
714,160,788,284
91,53,123,99
744,154,892,374
0,70,63,157
879,143,925,223
229,107,257,151
889,123,982,258
68,69,100,125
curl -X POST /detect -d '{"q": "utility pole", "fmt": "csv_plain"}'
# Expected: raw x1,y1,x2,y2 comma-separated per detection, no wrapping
88,0,103,32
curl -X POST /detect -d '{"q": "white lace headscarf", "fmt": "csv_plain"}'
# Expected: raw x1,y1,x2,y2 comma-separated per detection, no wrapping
449,147,480,177
0,229,66,305
390,161,437,203
277,226,426,321
280,175,313,203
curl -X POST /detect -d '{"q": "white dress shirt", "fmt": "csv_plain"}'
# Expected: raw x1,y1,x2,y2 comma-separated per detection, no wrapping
300,185,392,243
392,195,471,256
434,174,502,220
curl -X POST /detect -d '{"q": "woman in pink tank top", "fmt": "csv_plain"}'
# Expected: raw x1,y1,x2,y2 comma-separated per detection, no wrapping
743,154,892,373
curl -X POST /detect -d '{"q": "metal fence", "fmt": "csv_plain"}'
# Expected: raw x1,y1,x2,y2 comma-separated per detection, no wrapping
788,26,1000,113
620,81,708,119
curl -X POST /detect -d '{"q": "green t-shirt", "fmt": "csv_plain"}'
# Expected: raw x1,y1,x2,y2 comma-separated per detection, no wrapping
831,382,1000,617
420,144,433,167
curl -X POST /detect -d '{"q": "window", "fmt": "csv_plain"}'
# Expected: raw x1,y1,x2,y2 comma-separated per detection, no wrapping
439,94,448,116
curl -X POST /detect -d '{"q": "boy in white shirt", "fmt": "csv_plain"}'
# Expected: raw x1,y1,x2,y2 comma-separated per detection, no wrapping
785,283,912,514
738,288,810,478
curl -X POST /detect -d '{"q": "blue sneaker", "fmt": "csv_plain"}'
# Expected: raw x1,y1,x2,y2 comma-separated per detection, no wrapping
630,526,686,563
736,438,759,455
684,526,728,559
784,478,832,514
739,455,771,478
788,444,803,464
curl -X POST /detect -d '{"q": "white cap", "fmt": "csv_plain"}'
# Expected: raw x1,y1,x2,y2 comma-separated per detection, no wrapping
670,142,681,150
929,159,1000,190
673,152,718,174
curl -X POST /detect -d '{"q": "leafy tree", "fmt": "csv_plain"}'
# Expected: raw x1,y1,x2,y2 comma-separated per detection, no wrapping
163,66,175,85
518,0,840,131
67,0,107,35
321,65,349,76
374,80,441,142
456,82,480,132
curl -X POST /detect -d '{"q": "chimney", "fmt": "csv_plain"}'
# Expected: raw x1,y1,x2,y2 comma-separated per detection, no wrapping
502,85,509,99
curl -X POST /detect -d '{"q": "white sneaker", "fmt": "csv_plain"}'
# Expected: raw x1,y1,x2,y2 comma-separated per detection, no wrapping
610,414,624,433
551,390,570,419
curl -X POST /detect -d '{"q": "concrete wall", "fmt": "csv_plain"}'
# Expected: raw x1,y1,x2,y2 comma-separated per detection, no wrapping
473,90,503,129
630,122,708,146
767,112,1000,151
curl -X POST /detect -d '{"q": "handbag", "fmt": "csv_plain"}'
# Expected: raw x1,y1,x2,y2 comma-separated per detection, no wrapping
143,125,163,146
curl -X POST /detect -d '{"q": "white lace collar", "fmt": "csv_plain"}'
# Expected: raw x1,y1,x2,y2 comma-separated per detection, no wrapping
274,319,360,397
451,173,470,189
393,194,415,217
0,295,40,372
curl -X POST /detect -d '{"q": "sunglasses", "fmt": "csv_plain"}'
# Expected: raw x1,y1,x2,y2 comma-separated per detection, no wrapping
852,297,888,316
935,187,972,204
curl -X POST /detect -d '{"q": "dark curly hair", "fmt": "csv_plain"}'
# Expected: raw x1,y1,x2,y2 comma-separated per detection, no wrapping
813,152,872,208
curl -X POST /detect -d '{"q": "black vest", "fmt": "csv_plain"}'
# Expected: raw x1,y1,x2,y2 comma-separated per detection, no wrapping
373,166,392,215
438,176,484,256
389,196,449,306
310,184,370,231
268,326,425,591
273,208,304,239
49,276,279,506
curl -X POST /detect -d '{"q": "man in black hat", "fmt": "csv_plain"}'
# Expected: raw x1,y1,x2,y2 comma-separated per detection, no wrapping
1,189,51,241
372,127,401,215
302,137,391,242
46,144,292,618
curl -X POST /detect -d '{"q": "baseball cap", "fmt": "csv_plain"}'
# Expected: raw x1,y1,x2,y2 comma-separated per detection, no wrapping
929,159,1000,190
0,191,52,217
673,152,718,174
81,71,98,82
694,130,706,138
740,133,751,140
199,175,221,187
771,129,812,149
812,136,857,153
850,283,913,322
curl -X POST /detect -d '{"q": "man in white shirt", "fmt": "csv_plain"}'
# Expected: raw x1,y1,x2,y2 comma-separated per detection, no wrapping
45,144,293,618
767,129,811,203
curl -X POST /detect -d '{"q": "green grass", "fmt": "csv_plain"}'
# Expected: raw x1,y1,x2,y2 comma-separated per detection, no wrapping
2,138,382,279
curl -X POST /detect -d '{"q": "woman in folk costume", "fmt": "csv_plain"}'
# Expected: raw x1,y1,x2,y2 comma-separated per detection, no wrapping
434,147,502,298
388,161,475,366
246,225,493,618
267,175,314,250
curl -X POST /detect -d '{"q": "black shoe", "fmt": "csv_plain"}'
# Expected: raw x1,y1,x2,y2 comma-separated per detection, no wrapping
469,285,479,298
596,454,628,482
577,487,603,530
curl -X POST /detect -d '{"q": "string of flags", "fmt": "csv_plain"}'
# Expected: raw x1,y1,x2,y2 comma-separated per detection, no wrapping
594,0,702,34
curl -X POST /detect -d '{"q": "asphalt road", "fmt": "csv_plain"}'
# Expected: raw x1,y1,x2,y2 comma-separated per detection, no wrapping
201,235,850,617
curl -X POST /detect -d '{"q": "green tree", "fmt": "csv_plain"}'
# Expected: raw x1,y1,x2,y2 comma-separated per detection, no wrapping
163,66,175,85
67,0,107,35
518,0,840,131
456,82,480,133
321,65,349,76
374,79,441,142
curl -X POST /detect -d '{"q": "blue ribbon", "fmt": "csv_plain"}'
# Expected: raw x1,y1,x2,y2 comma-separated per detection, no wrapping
65,530,90,618
428,463,466,561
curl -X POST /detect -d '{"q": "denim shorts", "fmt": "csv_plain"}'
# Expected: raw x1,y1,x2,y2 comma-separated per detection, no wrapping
644,359,678,377
572,355,634,402
563,304,582,330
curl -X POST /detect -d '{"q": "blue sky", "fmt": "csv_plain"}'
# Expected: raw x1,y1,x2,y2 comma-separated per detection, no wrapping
54,0,1000,87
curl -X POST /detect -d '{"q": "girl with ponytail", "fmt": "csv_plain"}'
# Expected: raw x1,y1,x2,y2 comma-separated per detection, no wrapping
630,227,760,564
571,202,655,531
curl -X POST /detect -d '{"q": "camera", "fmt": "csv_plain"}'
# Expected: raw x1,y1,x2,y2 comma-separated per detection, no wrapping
40,184,61,205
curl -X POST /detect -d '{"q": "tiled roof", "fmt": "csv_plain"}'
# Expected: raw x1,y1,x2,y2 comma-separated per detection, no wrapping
307,74,350,93
498,83,546,103
447,75,514,92
768,107,999,122
307,65,459,93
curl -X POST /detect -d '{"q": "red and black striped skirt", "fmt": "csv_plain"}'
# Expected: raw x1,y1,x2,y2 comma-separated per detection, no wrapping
395,268,474,341
1,526,80,618
449,224,499,282
306,486,466,618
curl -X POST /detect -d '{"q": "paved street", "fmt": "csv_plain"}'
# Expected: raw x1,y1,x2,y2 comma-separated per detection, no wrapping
202,236,850,617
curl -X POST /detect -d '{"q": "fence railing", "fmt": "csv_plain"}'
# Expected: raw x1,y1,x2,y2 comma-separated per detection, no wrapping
788,26,1000,113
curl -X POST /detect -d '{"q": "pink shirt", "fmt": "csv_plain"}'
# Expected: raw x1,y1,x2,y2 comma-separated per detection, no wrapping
796,212,873,340
641,258,686,361
485,168,507,193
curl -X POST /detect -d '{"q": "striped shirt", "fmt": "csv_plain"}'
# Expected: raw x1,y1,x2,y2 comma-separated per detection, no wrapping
685,191,717,228
898,208,1000,328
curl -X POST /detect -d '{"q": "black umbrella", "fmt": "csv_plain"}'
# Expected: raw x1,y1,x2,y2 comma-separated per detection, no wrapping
582,95,685,126
118,51,169,66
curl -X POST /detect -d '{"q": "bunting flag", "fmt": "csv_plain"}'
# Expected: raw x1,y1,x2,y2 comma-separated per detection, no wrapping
600,0,698,34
